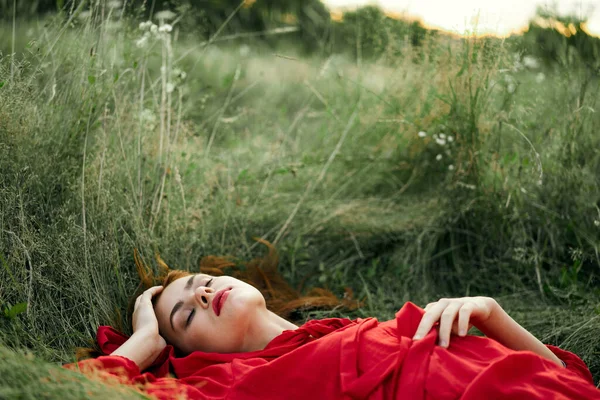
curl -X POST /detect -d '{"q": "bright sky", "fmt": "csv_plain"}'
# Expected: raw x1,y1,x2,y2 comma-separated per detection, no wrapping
323,0,600,37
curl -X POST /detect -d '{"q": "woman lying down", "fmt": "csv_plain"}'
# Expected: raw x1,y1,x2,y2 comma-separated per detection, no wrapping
67,245,600,399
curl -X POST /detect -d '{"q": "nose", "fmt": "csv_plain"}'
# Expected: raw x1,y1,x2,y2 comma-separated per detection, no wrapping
194,285,215,309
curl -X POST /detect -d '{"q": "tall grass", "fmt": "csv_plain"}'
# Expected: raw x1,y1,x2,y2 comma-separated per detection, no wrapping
0,6,599,395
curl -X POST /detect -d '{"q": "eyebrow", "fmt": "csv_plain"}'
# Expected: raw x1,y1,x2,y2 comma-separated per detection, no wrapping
169,275,195,331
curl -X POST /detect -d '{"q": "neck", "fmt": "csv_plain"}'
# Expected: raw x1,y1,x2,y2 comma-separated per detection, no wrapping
241,309,298,352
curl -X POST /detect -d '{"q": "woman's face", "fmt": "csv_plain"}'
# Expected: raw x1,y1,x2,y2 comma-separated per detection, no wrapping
154,273,266,354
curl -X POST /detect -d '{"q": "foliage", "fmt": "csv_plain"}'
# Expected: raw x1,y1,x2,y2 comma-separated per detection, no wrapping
518,6,600,74
0,3,599,397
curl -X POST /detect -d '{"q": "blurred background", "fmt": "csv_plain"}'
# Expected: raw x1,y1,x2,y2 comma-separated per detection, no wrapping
0,0,599,396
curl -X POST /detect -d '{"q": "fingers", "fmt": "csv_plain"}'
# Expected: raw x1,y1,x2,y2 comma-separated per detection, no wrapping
438,302,462,347
135,286,164,309
458,302,474,336
413,298,476,347
412,299,448,340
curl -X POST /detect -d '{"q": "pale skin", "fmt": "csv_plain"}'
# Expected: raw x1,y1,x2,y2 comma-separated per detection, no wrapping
111,278,564,371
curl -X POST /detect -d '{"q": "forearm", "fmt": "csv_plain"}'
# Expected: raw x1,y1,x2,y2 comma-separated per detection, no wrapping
110,330,165,371
478,301,564,368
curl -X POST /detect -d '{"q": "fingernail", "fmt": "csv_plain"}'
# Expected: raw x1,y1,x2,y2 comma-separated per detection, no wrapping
439,340,447,347
459,329,466,336
413,335,421,340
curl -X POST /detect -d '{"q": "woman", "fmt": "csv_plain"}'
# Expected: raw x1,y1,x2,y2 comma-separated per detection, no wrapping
69,246,599,399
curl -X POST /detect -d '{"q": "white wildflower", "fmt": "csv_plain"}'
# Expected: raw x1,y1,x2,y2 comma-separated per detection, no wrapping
595,220,600,227
173,68,187,81
535,73,545,83
439,133,446,139
150,24,158,34
513,60,523,72
155,10,177,21
448,164,455,171
158,24,173,33
418,131,427,138
435,137,446,146
141,109,157,126
457,182,476,190
135,35,149,48
507,83,516,94
139,21,152,30
522,55,539,69
436,154,443,161
108,1,122,9
447,136,454,142
239,44,250,57
166,82,175,93
175,166,182,184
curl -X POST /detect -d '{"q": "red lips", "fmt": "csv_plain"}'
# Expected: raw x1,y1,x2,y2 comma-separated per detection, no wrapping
213,288,231,316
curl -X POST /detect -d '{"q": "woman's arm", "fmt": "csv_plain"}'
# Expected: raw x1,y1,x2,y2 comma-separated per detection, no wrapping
412,297,564,368
111,285,167,370
111,329,166,371
476,300,563,367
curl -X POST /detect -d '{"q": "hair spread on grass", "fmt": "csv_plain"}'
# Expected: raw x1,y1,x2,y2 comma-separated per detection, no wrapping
76,239,360,361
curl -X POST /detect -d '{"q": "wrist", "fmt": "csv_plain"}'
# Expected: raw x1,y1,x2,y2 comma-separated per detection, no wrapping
132,329,166,356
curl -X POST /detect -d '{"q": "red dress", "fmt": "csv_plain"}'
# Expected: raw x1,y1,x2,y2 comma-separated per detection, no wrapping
67,302,600,399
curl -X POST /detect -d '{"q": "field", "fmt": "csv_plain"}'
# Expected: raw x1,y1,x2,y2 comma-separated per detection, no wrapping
1,8,599,396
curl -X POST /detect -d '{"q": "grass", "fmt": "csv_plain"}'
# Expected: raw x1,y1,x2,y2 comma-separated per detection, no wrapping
0,8,599,396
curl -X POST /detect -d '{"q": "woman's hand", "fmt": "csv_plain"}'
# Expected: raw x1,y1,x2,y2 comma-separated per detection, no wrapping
412,296,498,348
112,285,167,370
132,285,164,337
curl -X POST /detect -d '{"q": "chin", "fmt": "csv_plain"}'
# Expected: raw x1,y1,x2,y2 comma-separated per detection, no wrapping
229,286,265,312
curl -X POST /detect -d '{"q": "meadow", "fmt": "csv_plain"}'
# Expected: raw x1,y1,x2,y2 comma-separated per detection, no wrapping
1,7,599,397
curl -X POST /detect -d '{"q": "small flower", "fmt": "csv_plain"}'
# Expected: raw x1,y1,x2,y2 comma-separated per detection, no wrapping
108,1,122,9
522,55,539,69
136,35,149,48
436,154,443,161
594,220,600,227
448,164,455,171
173,68,187,81
439,133,446,139
139,21,150,30
435,137,446,146
175,166,182,184
535,73,545,83
418,131,427,138
158,24,173,33
447,136,454,142
507,83,516,93
150,24,158,34
239,44,250,57
166,82,175,93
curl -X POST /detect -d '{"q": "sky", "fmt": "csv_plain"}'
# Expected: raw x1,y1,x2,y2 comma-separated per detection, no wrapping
323,0,600,37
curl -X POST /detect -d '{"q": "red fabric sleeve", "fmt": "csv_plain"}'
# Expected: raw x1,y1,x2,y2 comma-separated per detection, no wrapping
546,344,595,384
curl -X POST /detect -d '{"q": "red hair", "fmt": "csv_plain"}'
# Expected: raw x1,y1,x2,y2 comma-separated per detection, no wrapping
140,239,361,319
76,240,360,360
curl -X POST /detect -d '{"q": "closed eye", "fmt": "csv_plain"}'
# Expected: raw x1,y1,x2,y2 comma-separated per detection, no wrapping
186,309,195,328
184,277,213,329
